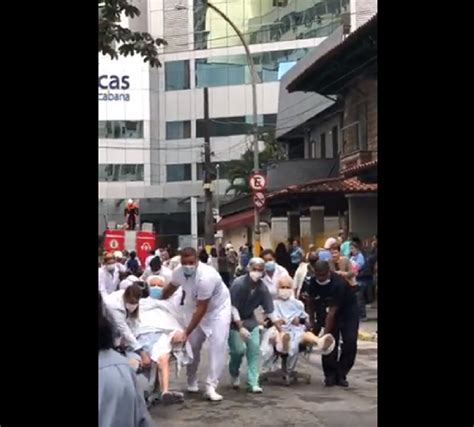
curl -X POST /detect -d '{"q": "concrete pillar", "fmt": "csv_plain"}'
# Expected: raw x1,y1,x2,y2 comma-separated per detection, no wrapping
287,211,300,241
310,206,325,247
190,196,198,250
346,194,377,241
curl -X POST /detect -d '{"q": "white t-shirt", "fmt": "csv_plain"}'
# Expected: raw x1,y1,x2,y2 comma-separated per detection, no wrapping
141,265,173,285
171,262,230,323
145,255,155,268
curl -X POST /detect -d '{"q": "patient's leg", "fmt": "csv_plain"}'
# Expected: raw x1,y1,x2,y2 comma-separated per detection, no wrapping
300,331,320,347
300,332,335,352
157,353,170,393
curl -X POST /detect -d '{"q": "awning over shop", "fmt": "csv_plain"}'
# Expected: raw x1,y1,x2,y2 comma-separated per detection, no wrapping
216,209,254,230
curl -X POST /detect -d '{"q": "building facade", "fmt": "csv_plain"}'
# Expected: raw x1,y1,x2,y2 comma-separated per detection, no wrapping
99,0,354,244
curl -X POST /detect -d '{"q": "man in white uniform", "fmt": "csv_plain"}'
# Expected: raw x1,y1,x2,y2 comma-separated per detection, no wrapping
141,256,173,284
161,247,231,401
99,253,121,297
114,251,127,273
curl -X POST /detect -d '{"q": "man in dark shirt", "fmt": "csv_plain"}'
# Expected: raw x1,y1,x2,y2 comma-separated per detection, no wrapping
307,260,359,387
228,257,279,393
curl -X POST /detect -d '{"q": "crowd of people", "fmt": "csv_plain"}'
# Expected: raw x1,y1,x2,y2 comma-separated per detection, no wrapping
98,231,377,426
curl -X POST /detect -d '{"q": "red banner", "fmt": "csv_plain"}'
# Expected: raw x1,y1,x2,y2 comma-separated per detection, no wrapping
103,230,125,254
136,231,156,266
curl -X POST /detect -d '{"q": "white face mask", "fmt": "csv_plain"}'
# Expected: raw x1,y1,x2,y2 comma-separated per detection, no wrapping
278,289,293,300
106,264,115,272
249,271,263,282
316,279,331,286
125,303,138,313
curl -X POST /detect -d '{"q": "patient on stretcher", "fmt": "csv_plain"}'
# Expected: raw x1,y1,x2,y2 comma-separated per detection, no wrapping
133,275,192,404
266,276,335,356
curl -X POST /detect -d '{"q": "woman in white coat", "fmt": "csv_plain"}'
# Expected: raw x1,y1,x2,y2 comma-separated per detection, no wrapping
99,253,121,297
105,283,151,369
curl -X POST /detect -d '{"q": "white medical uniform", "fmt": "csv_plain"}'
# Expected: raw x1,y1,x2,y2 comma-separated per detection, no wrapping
116,262,127,274
140,265,173,284
168,255,181,271
261,263,290,299
171,262,231,389
99,266,120,296
145,255,154,269
105,290,141,351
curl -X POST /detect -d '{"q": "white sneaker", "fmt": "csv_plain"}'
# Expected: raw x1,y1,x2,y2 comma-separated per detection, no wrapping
205,386,223,401
249,385,263,393
231,376,241,389
187,381,199,393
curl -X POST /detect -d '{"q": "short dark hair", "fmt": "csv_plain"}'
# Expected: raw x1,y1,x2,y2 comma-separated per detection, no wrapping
314,260,330,274
350,241,361,250
181,247,197,258
134,281,149,298
119,271,131,281
149,256,162,271
98,292,116,351
261,249,275,258
351,236,361,245
130,251,137,258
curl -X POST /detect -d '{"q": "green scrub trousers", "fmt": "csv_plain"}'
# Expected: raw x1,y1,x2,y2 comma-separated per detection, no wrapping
228,327,261,388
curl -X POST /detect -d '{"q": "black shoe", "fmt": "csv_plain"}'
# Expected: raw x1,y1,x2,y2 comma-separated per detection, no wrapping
336,378,349,387
324,377,337,387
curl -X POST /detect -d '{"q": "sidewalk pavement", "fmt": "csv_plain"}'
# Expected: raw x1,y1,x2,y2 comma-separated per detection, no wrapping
358,305,378,342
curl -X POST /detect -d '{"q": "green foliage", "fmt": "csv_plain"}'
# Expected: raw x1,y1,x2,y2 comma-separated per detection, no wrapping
99,0,167,67
225,130,287,196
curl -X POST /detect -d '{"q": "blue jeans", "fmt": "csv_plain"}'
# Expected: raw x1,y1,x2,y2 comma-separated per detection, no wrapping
356,280,372,319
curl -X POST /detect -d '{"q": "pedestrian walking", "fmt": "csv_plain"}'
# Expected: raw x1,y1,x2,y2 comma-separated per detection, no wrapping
275,242,292,273
289,239,304,277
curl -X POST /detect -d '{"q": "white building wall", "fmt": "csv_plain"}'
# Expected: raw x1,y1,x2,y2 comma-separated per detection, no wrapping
100,0,376,206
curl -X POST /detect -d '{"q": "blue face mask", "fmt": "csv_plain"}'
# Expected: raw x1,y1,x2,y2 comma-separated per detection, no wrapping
182,265,196,277
265,261,276,272
149,287,162,299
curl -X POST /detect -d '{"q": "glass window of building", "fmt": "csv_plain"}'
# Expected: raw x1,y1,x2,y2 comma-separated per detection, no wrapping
193,0,349,50
98,121,144,139
196,114,276,138
165,60,190,91
166,164,192,182
166,121,191,140
98,164,144,182
195,48,308,88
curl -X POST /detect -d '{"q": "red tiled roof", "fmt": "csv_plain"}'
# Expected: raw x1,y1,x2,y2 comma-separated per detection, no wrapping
341,159,378,176
268,176,377,199
216,209,254,230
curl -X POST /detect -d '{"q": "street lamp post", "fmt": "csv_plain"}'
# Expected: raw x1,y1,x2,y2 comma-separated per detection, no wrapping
175,1,261,255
